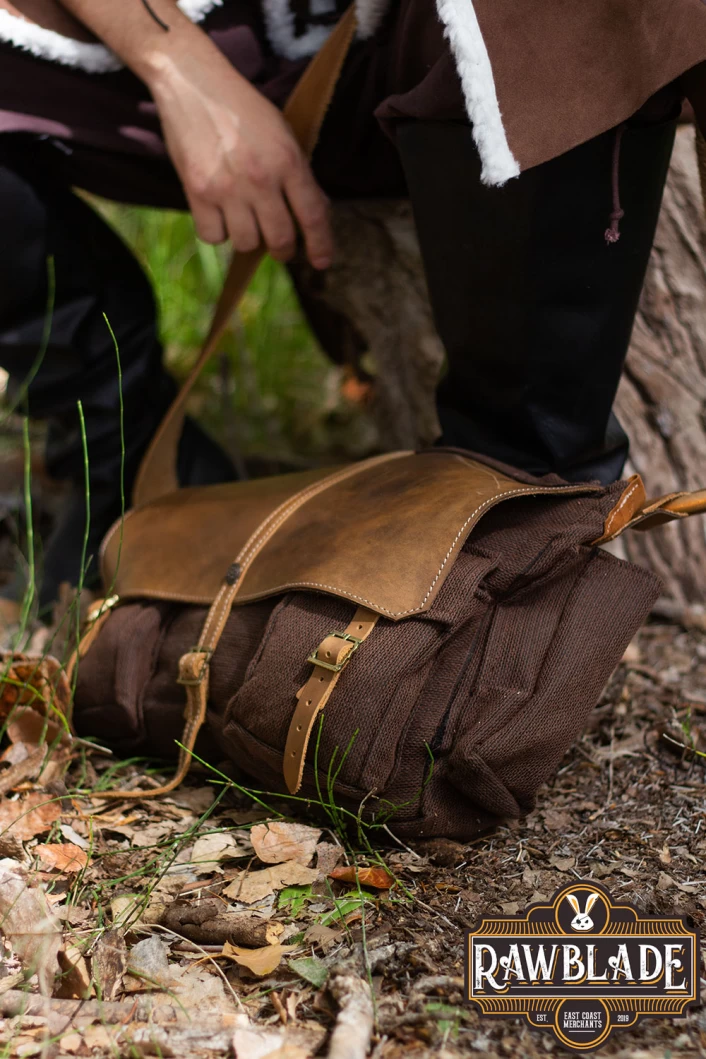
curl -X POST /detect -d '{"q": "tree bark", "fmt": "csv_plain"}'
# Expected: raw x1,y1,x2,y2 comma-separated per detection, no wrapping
614,125,706,603
291,124,706,602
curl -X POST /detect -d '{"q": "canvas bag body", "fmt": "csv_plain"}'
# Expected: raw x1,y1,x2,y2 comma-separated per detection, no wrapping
72,455,660,841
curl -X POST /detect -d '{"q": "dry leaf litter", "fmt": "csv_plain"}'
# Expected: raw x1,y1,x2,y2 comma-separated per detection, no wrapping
0,620,705,1057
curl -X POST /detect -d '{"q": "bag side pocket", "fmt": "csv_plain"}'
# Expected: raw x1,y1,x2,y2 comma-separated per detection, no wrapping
445,549,660,819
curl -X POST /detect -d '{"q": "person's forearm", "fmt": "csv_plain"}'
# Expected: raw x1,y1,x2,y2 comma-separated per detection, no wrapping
58,0,226,86
58,0,334,267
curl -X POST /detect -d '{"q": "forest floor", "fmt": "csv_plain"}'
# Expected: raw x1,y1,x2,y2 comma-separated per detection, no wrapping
0,613,705,1059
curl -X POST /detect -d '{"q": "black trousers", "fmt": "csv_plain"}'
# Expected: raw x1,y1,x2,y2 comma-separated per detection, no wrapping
0,136,234,607
0,107,677,604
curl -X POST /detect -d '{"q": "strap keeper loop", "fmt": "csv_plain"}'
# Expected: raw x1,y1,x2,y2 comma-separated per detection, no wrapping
177,647,214,686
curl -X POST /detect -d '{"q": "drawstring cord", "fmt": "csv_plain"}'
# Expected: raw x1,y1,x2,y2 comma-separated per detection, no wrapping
605,123,627,244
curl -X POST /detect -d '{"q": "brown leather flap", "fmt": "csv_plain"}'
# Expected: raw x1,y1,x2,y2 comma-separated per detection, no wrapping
100,452,603,620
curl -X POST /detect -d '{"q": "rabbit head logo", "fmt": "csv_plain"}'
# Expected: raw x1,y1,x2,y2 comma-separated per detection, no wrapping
565,891,600,931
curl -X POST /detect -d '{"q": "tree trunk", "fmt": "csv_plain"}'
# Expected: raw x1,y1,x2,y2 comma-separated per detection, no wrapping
614,126,706,603
290,124,706,602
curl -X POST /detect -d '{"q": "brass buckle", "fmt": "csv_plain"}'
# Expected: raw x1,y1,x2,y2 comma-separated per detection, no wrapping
177,647,214,686
307,631,363,673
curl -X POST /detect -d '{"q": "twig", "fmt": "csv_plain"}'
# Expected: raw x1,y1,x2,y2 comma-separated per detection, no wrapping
0,972,25,997
410,974,464,994
161,898,283,947
412,897,455,928
327,968,374,1059
0,988,242,1027
380,824,421,858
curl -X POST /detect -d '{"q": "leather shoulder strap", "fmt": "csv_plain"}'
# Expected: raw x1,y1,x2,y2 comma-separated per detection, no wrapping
133,5,357,509
595,476,706,544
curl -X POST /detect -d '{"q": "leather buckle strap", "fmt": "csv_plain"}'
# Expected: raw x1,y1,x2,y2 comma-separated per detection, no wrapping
307,630,363,672
284,606,379,795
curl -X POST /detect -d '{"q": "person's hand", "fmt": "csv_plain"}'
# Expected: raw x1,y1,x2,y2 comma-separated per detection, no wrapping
149,44,334,268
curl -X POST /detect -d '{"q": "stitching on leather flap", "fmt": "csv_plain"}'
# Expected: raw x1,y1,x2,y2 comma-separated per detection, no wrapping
240,482,604,617
104,463,603,618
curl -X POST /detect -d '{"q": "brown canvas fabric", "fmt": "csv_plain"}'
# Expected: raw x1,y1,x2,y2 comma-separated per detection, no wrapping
73,459,660,841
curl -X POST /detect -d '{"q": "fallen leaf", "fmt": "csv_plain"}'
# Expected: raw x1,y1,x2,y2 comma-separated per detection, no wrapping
126,936,171,987
319,894,374,926
92,930,127,1002
56,943,93,999
542,809,572,831
288,956,328,989
166,787,215,812
232,1026,320,1059
0,741,32,764
35,843,88,873
59,824,89,850
314,842,343,875
677,880,702,894
328,865,394,890
0,830,27,863
415,838,465,866
224,863,318,904
110,893,143,929
223,941,295,977
0,654,71,736
501,901,520,915
190,831,252,871
168,962,230,1011
657,872,676,891
303,924,343,953
82,1026,119,1051
58,1033,83,1055
0,859,61,994
129,821,180,848
549,855,576,872
0,791,61,841
522,868,542,888
278,886,314,917
250,822,322,866
434,882,461,894
0,746,46,797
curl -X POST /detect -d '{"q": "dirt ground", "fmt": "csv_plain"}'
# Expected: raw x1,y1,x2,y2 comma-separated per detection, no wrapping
0,613,704,1059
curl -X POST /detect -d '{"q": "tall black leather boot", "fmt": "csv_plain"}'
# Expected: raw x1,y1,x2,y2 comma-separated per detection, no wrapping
396,114,678,483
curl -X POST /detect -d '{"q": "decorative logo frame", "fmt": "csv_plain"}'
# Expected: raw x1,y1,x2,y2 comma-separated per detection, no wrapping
465,882,700,1051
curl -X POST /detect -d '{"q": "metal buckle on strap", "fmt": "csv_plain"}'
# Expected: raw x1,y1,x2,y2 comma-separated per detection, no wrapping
307,630,363,673
177,647,214,686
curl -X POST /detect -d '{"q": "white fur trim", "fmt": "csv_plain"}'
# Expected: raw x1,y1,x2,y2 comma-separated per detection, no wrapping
177,0,223,20
435,0,520,186
261,0,333,61
355,0,389,39
0,9,121,72
0,0,221,73
262,0,389,57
